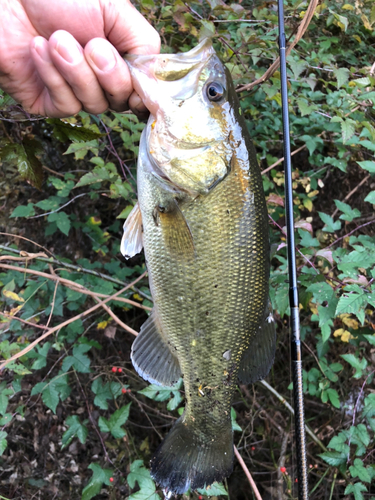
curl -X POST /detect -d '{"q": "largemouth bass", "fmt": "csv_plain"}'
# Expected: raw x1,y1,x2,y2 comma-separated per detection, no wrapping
121,39,276,494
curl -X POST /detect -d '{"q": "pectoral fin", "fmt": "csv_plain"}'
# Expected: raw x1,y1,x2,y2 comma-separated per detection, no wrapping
238,299,276,384
131,309,181,386
156,199,195,260
120,202,143,259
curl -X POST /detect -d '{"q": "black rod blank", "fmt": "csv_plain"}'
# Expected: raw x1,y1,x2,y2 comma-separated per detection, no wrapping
277,1,309,499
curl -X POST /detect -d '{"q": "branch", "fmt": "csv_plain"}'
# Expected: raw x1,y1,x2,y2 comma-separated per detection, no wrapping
234,446,263,500
0,263,151,311
237,0,319,92
0,272,146,370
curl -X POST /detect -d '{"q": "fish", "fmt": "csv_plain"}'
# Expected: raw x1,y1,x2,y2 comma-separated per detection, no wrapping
121,38,276,495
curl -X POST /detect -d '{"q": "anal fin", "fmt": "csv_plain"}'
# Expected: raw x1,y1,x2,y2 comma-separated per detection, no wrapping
120,201,143,259
131,309,181,386
238,299,276,384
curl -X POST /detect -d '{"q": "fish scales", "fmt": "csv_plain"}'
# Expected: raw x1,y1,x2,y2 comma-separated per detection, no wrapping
121,39,276,494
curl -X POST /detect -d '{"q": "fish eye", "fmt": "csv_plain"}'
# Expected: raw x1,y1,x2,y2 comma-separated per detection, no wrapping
206,82,224,102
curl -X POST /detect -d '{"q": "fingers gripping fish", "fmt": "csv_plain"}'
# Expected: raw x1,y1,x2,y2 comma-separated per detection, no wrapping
121,39,276,495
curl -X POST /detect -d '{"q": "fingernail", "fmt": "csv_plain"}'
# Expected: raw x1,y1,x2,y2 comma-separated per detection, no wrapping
56,40,83,64
90,47,117,71
33,37,51,63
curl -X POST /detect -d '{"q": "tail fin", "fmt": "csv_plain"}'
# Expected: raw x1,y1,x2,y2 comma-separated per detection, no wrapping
150,415,233,494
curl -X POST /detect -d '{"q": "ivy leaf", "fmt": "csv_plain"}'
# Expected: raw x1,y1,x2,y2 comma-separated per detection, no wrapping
197,482,228,496
138,380,183,410
82,463,113,500
10,203,35,218
98,403,131,439
318,212,341,233
127,460,160,500
0,431,7,455
344,482,367,500
62,344,91,373
47,211,71,236
349,458,372,483
62,415,88,449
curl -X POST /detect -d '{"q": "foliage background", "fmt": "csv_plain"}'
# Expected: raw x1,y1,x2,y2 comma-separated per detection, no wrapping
1,0,375,499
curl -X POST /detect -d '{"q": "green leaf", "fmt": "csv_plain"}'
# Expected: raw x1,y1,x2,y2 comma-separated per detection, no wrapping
31,374,71,413
341,354,367,379
64,140,99,160
138,380,183,410
231,407,242,432
334,199,361,221
357,160,375,173
62,415,88,449
335,292,367,325
91,377,119,410
47,211,71,236
349,458,372,483
0,431,7,455
326,388,340,408
75,164,118,188
128,460,160,500
46,118,104,143
10,203,35,218
98,403,131,439
327,432,349,453
197,482,228,496
81,463,113,500
62,344,91,373
297,98,317,116
364,191,375,204
344,482,367,500
319,450,347,466
31,342,51,370
318,212,341,233
333,67,350,88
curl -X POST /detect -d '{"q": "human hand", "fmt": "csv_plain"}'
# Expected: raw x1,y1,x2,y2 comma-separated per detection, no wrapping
0,0,160,118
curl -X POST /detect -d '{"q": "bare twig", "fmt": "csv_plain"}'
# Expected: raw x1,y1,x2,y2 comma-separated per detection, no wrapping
0,243,152,300
234,446,263,500
0,263,151,311
237,0,319,92
92,296,138,336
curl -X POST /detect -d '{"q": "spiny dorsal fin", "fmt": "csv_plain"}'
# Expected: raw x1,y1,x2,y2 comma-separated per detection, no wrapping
121,202,143,259
131,309,181,386
238,299,276,384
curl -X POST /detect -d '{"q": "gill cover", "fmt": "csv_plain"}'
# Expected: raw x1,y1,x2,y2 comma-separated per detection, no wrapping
125,38,233,195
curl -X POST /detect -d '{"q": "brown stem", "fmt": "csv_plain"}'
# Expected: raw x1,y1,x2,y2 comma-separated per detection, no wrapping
234,446,263,500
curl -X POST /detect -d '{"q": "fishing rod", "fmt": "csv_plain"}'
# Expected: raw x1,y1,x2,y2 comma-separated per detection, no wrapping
277,1,309,499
